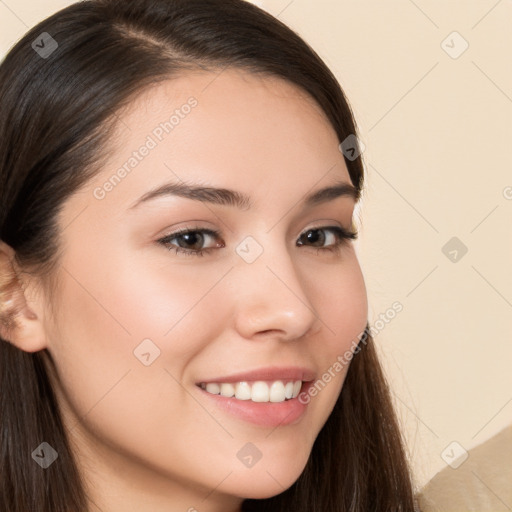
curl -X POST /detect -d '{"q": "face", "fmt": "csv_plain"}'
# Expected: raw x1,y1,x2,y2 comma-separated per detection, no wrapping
38,68,368,512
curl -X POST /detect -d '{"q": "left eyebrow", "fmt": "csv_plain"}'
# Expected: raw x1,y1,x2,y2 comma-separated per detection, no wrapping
127,179,360,211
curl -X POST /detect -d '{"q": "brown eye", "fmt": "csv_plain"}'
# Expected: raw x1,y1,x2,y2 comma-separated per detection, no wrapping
158,228,223,257
297,226,357,252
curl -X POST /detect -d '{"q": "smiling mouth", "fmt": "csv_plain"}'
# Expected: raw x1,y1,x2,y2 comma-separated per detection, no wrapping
196,379,304,403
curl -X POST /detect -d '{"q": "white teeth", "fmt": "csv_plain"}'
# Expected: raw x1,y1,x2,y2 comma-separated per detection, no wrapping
219,383,235,397
285,381,294,399
201,380,303,403
235,382,251,400
269,381,285,402
252,381,270,402
205,383,220,394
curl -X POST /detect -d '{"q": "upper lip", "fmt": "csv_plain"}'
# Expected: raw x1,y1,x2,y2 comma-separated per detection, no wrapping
196,366,316,385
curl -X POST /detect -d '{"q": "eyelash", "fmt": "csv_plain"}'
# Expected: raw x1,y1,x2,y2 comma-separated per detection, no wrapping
157,225,358,258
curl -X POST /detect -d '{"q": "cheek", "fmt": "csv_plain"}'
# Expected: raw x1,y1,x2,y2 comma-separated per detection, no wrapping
301,255,368,413
47,249,234,434
108,253,233,351
60,243,219,345
46,254,211,463
311,254,368,347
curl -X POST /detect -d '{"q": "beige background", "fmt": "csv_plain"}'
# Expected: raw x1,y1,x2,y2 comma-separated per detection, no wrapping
1,0,511,492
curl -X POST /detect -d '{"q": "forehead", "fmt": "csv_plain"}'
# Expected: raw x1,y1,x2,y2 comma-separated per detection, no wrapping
110,67,335,148
120,67,330,127
77,67,351,218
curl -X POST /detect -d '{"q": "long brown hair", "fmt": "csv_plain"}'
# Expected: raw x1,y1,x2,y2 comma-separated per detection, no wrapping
0,1,418,510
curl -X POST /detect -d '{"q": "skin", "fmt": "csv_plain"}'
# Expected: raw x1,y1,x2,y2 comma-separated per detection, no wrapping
1,68,368,512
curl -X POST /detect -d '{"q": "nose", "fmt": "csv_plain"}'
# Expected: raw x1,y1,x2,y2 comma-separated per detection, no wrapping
230,242,320,342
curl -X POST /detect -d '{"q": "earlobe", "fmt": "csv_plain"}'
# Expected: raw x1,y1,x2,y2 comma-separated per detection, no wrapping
0,241,48,353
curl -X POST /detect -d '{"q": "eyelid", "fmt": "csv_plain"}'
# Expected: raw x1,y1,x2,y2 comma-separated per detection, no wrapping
160,226,223,246
158,220,356,243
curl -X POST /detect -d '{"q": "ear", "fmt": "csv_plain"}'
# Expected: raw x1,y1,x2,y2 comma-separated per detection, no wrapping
0,240,48,352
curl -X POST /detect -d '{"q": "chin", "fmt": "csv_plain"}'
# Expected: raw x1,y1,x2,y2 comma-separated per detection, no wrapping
230,463,306,500
235,481,295,501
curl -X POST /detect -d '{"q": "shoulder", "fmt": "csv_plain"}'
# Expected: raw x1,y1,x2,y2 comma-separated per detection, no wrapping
416,424,512,511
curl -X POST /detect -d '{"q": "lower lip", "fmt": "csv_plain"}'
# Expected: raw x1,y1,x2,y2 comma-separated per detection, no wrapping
197,382,313,427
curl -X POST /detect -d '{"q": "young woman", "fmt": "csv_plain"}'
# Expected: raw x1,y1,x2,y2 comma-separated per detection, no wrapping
0,0,420,510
